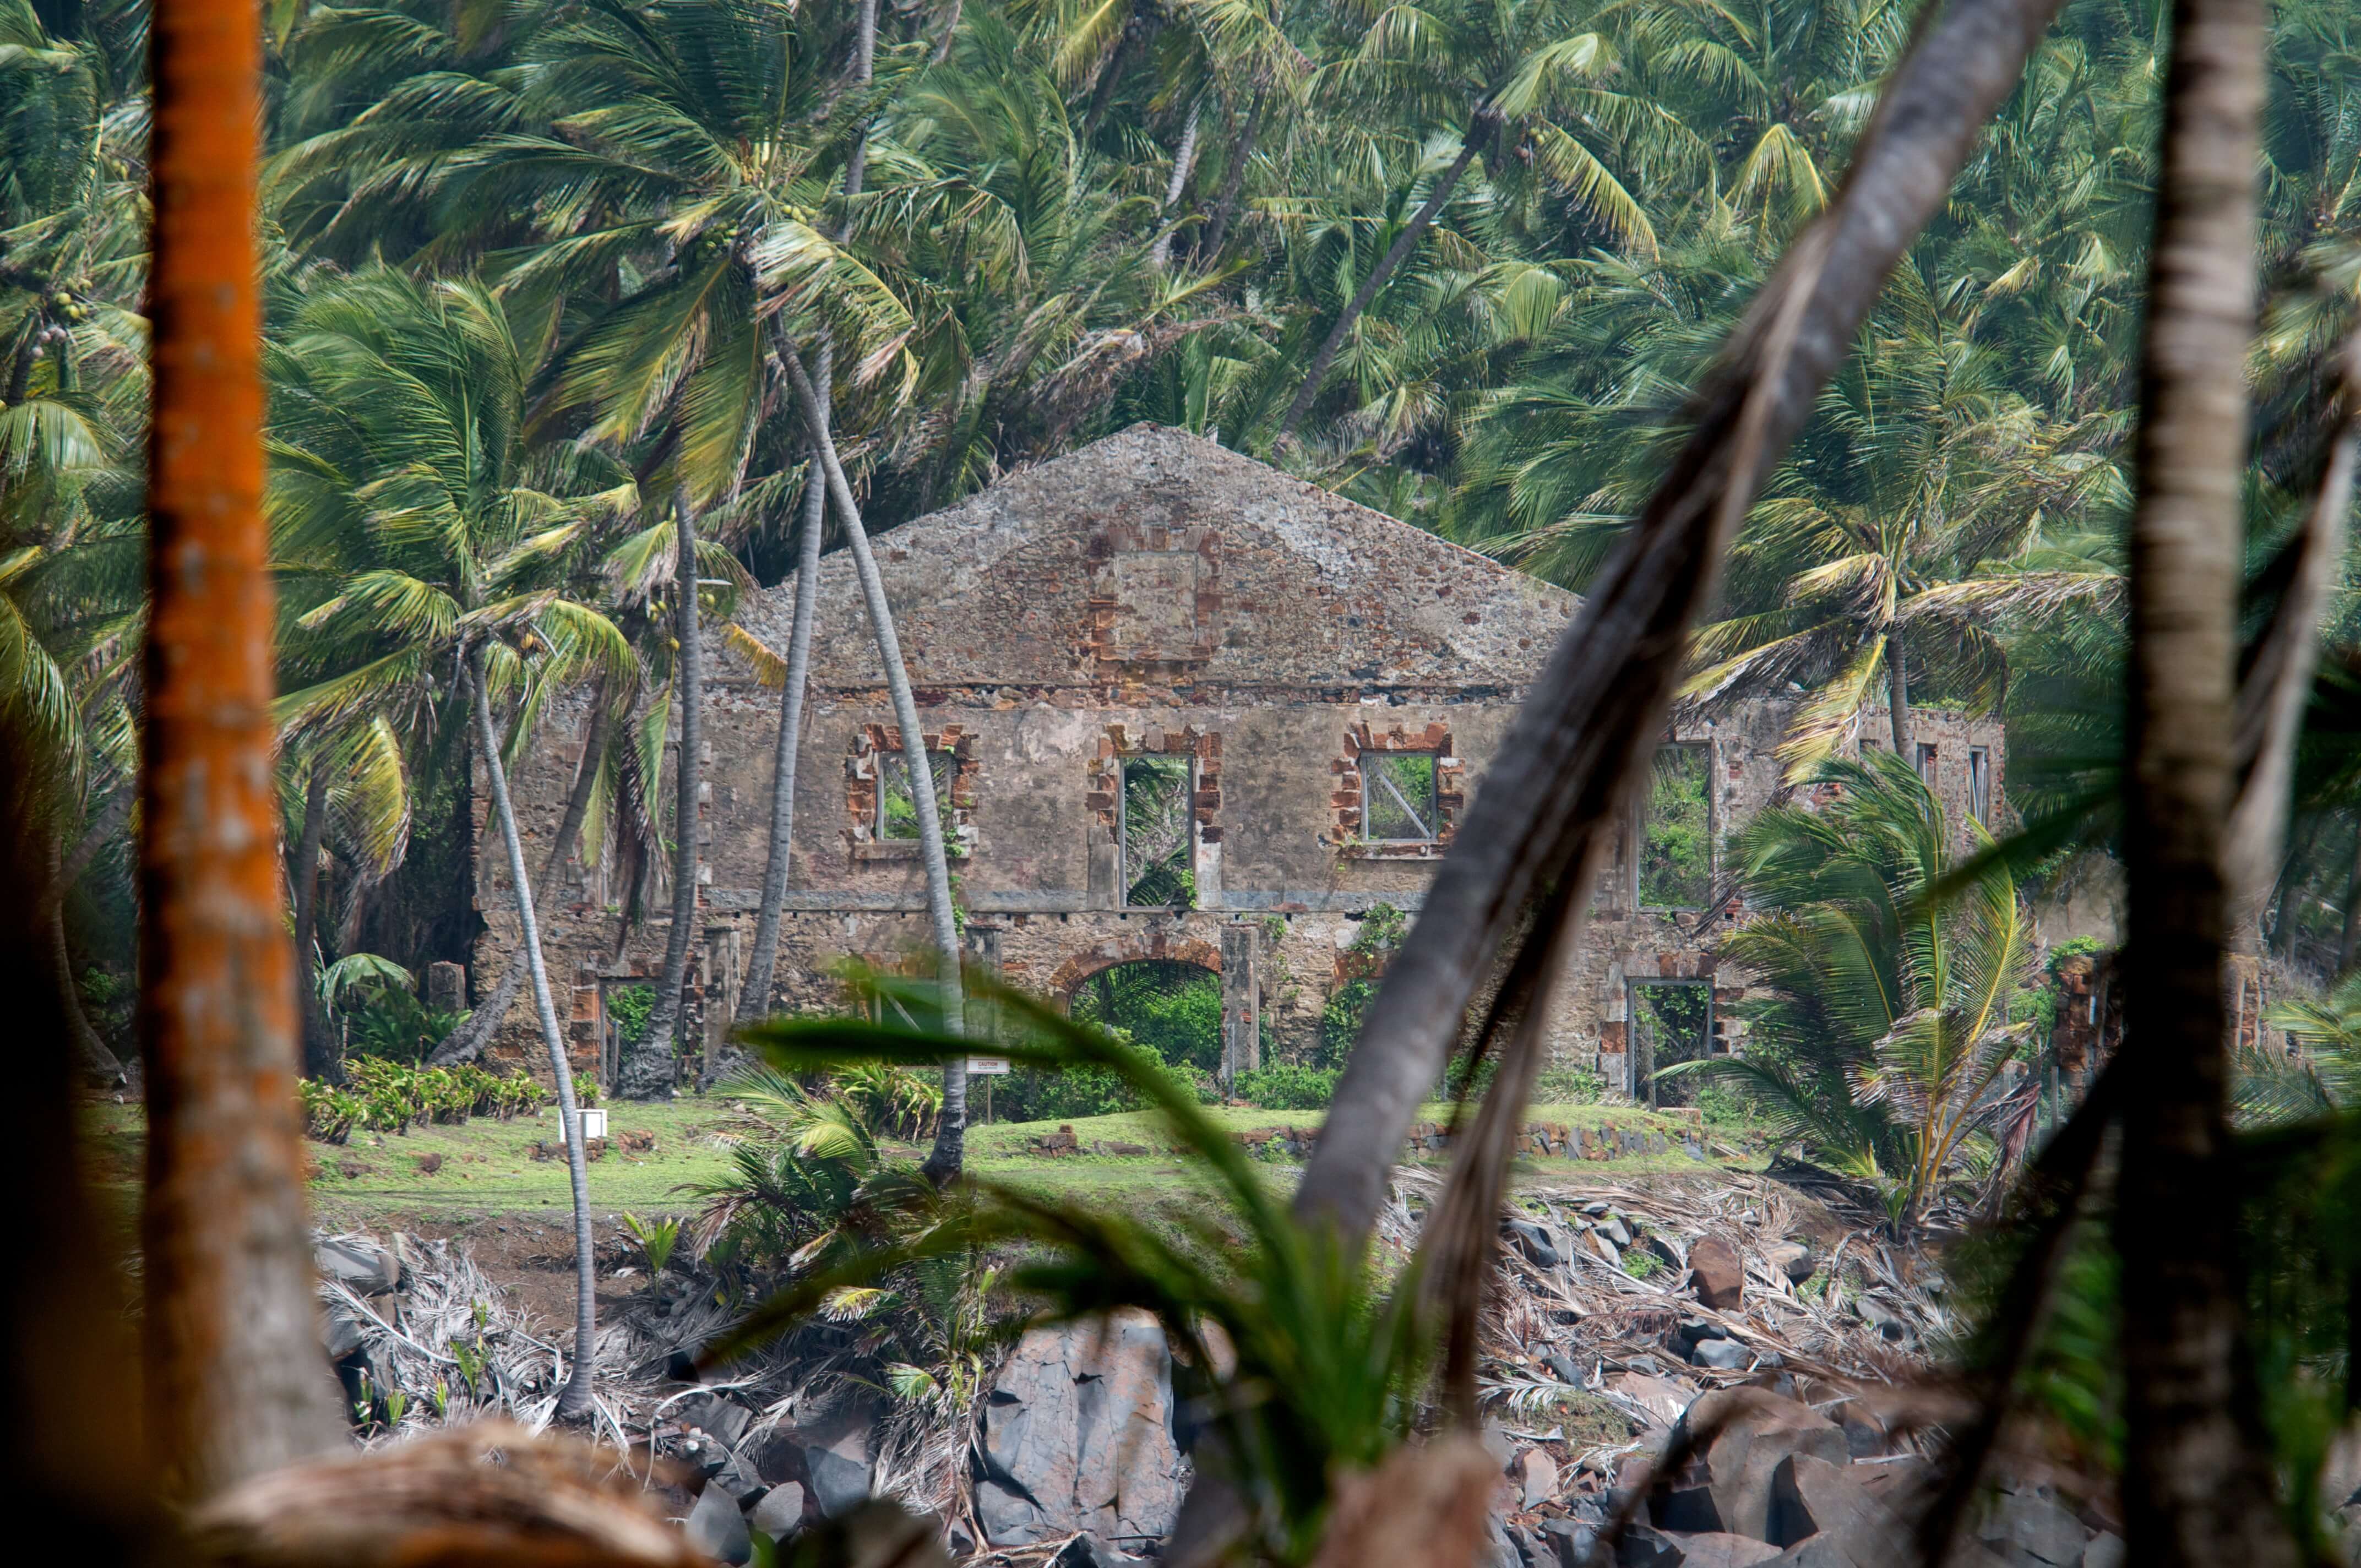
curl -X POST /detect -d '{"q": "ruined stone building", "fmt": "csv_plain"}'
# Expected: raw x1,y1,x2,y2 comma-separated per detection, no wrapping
472,425,2007,1101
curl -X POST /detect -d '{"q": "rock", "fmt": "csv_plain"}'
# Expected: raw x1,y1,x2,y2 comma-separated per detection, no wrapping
2079,1532,2124,1568
1690,1338,1752,1371
1620,1523,1688,1568
1508,1219,1562,1269
1654,1390,1848,1540
685,1480,752,1565
1689,1237,1744,1312
1591,1231,1625,1267
773,1498,950,1568
1819,1401,1895,1460
1541,1516,1597,1568
1765,1242,1815,1283
749,1481,807,1541
1852,1296,1911,1346
1542,1349,1584,1385
1049,1533,1149,1568
979,1310,1188,1548
1976,1479,2092,1568
314,1236,402,1295
748,1391,880,1518
677,1391,753,1452
1609,1370,1696,1429
1767,1455,1907,1560
1513,1446,1560,1509
1601,1214,1635,1248
1664,1532,1783,1568
413,1152,443,1175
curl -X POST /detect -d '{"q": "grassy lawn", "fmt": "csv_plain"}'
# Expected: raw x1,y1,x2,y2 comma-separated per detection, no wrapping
79,1093,1743,1231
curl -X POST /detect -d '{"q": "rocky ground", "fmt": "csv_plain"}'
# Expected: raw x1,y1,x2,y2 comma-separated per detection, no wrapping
310,1142,2108,1568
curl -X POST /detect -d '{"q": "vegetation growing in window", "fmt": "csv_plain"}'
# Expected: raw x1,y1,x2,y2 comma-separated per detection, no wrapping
1121,756,1194,907
879,749,958,847
1362,753,1440,840
1638,744,1712,908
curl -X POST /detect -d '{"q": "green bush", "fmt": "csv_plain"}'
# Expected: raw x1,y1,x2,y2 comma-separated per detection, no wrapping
997,1053,1220,1123
301,1080,363,1144
1533,1061,1608,1104
1235,1061,1340,1109
328,1058,548,1136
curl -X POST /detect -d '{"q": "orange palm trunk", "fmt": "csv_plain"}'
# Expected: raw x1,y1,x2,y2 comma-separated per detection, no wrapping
140,0,342,1499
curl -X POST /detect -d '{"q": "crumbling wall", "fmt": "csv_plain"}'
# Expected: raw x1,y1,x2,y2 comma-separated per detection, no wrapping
469,426,2008,1098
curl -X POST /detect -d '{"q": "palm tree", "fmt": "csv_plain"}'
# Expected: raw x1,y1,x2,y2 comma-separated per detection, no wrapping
1667,752,2037,1229
269,268,634,1420
139,0,348,1498
1271,0,1658,445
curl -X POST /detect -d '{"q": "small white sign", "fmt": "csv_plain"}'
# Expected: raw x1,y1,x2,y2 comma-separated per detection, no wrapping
567,1107,608,1144
963,1057,1011,1076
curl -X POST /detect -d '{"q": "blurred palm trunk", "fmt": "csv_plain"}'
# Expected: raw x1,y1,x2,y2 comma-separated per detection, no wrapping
2112,0,2297,1562
139,0,344,1500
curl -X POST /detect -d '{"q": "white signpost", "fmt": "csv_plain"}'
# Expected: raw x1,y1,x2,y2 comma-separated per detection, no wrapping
964,1057,1009,1124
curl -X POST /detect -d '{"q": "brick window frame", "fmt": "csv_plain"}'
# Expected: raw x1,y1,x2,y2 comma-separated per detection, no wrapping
849,722,978,861
1334,721,1464,859
1086,720,1222,853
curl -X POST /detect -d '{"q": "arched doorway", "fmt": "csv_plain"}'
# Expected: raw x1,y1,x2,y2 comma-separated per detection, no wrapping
1069,959,1224,1077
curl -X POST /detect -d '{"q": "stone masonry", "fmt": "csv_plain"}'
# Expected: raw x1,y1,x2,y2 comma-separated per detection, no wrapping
470,424,2005,1096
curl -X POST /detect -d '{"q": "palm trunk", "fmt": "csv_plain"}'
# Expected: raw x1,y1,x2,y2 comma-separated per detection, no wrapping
1274,135,1483,446
741,462,826,1025
623,488,704,1098
836,0,880,233
468,646,599,1420
293,757,336,1081
2112,0,2293,1562
1151,95,1207,270
779,344,967,1181
1284,0,2077,1253
1199,82,1265,260
50,896,124,1081
1885,628,1911,755
140,0,345,1498
430,685,613,1066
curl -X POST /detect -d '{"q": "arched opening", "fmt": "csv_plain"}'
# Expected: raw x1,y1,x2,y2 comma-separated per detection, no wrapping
1069,959,1223,1077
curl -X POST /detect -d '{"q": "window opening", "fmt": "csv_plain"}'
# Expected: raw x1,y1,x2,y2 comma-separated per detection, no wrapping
1915,742,1938,785
1638,744,1711,909
1362,753,1440,842
598,981,654,1091
1122,755,1195,908
1631,981,1712,1108
1968,747,1991,823
878,749,955,843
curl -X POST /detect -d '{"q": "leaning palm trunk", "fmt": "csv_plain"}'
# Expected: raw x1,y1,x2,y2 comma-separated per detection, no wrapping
1274,134,1484,445
428,688,612,1066
779,345,967,1182
741,460,826,1025
2111,2,2298,1558
1885,627,1911,755
467,646,599,1420
292,757,336,1080
1287,0,2081,1257
1151,94,1206,269
622,487,705,1098
140,0,346,1497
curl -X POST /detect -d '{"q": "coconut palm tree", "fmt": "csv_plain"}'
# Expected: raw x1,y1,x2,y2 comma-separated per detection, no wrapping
1270,0,1661,445
268,267,634,1420
1666,752,2038,1229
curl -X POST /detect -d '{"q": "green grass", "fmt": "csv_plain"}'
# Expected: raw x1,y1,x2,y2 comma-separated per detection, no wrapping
78,1093,1739,1229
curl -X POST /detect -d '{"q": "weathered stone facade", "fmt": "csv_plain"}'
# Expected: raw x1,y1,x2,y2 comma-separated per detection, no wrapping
470,425,2005,1097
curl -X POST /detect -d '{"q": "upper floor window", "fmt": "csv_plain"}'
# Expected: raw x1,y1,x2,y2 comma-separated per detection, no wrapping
1362,753,1441,843
1122,755,1195,907
1915,742,1938,786
1638,744,1712,909
1968,746,1992,824
879,749,955,843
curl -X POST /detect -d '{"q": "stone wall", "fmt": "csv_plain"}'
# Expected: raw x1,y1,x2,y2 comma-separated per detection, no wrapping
468,425,2007,1096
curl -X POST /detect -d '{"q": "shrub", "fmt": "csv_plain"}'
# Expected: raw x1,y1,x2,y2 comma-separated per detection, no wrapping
1236,1061,1340,1110
327,1059,547,1136
302,1080,363,1144
1532,1061,1607,1104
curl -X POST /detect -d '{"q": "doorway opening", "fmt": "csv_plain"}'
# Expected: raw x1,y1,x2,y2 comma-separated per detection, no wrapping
597,980,655,1091
1630,980,1712,1107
